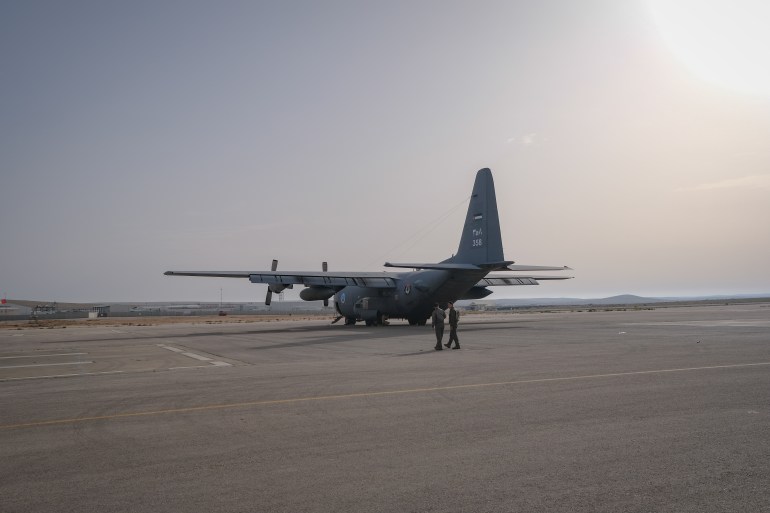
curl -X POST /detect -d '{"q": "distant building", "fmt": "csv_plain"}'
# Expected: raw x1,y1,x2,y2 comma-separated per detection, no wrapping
90,305,110,317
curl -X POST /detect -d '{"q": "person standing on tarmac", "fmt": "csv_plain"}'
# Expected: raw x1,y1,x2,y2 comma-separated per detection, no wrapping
444,301,460,349
431,303,446,350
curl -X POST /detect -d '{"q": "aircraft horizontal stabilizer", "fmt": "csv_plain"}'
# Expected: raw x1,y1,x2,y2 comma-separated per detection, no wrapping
478,277,540,286
504,265,573,272
164,271,251,278
478,274,574,287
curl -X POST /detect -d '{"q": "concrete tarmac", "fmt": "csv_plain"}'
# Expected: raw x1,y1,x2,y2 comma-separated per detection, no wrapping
1,304,769,513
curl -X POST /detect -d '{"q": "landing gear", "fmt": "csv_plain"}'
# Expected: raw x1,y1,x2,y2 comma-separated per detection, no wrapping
365,312,384,327
407,316,428,326
345,312,389,326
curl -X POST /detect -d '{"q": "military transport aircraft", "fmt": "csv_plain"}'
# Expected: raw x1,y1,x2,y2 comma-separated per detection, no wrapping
165,168,572,325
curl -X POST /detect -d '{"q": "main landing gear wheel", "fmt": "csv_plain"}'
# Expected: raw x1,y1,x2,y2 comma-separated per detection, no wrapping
365,312,384,327
408,316,427,326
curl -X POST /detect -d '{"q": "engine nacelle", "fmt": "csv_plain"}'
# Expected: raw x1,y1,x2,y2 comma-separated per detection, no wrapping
299,287,336,301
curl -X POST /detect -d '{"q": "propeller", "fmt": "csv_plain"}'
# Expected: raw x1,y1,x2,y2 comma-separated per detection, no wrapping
322,261,329,307
265,259,278,306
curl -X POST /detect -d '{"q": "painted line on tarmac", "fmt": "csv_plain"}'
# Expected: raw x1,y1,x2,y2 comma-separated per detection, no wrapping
0,361,93,370
158,344,185,353
1,345,231,381
158,344,231,367
0,353,88,360
0,362,232,382
3,361,769,430
181,352,211,361
1,370,126,381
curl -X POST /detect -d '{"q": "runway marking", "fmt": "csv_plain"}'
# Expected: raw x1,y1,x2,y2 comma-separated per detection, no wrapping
0,347,232,381
1,370,126,381
3,361,769,430
0,363,231,382
181,352,211,361
0,353,88,360
0,361,93,370
159,345,185,353
158,344,231,367
629,320,770,327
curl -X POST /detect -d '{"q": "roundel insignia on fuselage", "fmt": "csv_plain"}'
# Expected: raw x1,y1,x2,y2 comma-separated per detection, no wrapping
404,283,411,295
339,292,346,304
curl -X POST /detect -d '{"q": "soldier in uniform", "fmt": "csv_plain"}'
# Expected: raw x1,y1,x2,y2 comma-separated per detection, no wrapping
444,301,461,349
431,303,446,350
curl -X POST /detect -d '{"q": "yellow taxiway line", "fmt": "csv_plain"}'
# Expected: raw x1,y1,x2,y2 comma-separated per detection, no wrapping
3,361,769,430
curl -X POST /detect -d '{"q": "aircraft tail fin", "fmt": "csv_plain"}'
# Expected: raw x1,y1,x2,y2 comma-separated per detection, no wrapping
450,168,506,266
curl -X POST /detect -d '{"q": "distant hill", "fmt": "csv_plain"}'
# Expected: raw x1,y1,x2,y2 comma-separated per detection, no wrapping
466,293,770,308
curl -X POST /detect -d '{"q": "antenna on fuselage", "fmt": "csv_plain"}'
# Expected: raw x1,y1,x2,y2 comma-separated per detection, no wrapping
369,195,470,267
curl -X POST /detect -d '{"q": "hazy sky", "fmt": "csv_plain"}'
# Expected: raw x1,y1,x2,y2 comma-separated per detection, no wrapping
2,1,769,302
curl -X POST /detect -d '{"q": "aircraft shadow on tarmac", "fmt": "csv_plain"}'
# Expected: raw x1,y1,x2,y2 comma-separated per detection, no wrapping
34,320,529,351
214,322,531,352
172,319,529,338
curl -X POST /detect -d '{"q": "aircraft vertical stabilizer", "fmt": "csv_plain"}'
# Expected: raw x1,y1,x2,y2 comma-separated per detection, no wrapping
452,168,506,266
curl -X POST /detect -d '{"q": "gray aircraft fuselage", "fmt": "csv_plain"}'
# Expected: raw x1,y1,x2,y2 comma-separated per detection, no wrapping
333,268,489,325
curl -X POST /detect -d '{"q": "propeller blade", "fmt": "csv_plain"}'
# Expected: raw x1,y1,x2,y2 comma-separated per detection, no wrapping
322,261,329,307
265,259,278,305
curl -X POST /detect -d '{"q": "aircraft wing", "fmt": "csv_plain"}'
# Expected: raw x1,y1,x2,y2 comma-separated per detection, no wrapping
164,270,400,288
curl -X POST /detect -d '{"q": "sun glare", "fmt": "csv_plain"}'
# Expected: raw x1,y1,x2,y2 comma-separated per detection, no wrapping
648,1,770,97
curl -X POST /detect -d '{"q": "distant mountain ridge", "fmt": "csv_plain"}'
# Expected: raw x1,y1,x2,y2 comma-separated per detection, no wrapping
469,293,770,308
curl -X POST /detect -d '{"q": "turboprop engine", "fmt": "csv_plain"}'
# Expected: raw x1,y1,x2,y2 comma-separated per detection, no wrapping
263,259,293,305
